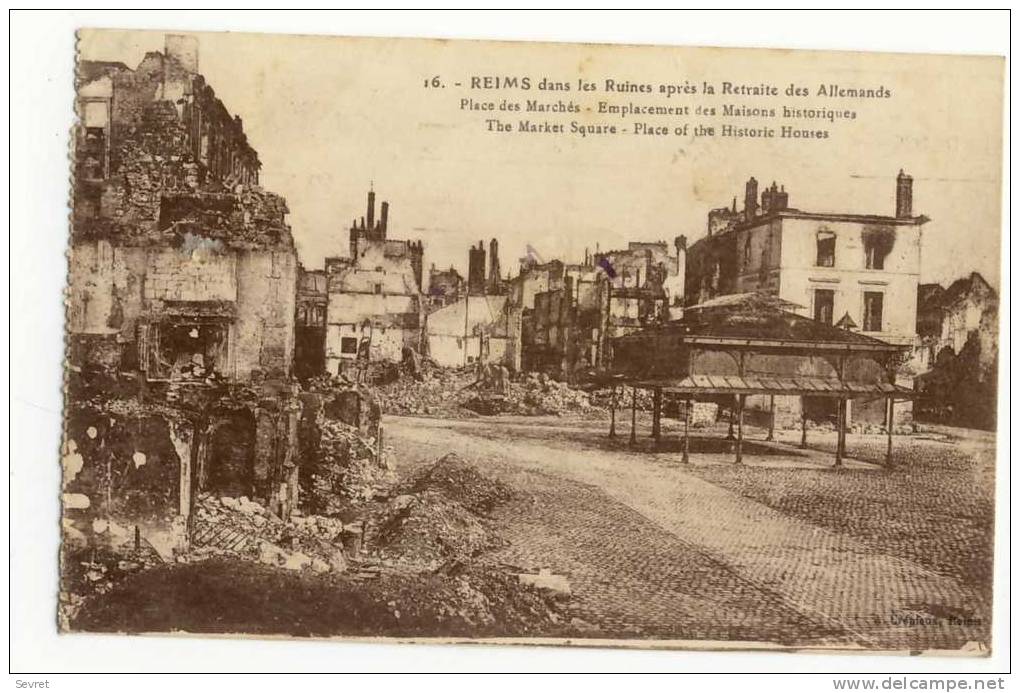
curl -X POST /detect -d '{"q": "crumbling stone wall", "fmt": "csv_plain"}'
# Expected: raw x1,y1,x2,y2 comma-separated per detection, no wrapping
235,250,297,377
62,400,188,557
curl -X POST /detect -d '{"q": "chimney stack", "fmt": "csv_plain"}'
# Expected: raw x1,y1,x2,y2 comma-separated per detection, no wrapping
468,240,487,295
744,177,759,221
488,238,502,294
380,201,389,235
761,181,789,214
896,169,913,219
674,235,687,273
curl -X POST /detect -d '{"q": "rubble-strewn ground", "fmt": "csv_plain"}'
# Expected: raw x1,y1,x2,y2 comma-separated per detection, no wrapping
67,391,994,649
68,448,571,638
368,365,650,418
72,559,569,638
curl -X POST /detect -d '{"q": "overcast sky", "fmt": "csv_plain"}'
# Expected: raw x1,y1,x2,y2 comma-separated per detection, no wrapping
79,29,1004,288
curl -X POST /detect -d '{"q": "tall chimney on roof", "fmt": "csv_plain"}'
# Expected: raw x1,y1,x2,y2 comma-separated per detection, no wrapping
488,238,502,294
380,201,389,236
744,177,759,221
366,189,376,231
896,169,913,219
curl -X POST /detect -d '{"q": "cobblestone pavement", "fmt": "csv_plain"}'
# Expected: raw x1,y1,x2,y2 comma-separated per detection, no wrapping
385,415,991,651
688,427,995,591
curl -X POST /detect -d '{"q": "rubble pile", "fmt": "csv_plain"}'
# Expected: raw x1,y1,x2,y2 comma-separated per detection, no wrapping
417,565,568,635
371,453,518,568
70,558,570,638
373,492,500,568
304,418,393,512
405,453,518,515
504,374,599,416
460,373,605,417
588,386,654,412
59,543,163,630
371,366,477,416
192,493,347,574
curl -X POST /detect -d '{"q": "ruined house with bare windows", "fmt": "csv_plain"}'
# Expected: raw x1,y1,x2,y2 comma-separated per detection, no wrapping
321,190,426,375
684,172,926,424
66,35,303,559
513,239,686,379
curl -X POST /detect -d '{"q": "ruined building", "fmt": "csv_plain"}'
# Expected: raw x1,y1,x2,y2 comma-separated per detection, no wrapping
65,35,303,558
424,239,510,367
512,239,686,379
684,172,927,423
426,264,466,311
322,189,425,373
914,272,999,428
294,265,328,380
71,35,297,381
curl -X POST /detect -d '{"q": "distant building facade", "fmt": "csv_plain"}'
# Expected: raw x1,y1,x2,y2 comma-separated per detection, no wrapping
426,264,466,311
913,272,998,428
916,272,998,373
322,190,425,374
684,172,927,423
686,173,925,348
510,239,686,379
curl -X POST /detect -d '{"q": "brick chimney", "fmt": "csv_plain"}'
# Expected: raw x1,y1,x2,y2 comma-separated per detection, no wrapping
380,201,389,235
896,169,913,219
488,238,502,294
744,177,759,221
761,181,789,214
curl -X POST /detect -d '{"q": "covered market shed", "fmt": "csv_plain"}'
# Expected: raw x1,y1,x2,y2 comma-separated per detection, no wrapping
605,293,916,466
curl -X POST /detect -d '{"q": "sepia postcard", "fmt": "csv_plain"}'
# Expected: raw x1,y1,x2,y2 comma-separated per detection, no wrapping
62,27,1004,655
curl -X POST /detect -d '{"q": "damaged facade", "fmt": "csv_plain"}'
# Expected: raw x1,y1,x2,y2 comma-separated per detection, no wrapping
514,239,686,379
66,35,305,567
294,266,328,380
426,264,467,311
913,272,999,428
71,34,297,381
424,240,511,368
684,172,926,424
322,189,426,374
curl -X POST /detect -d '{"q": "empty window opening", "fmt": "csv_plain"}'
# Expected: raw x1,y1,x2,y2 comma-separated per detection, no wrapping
863,292,884,332
144,321,228,382
816,231,836,267
862,227,895,270
340,337,358,355
814,289,835,325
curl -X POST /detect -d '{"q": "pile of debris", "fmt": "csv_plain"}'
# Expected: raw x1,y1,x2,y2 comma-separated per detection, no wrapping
405,453,518,514
370,454,518,569
303,417,393,512
59,541,164,630
191,493,348,574
460,372,604,417
373,492,500,568
370,366,477,416
588,386,654,412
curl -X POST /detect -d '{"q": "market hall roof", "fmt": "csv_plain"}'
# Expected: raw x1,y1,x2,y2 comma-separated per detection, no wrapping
617,292,904,353
607,292,915,399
